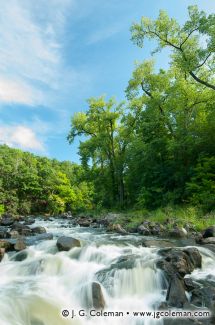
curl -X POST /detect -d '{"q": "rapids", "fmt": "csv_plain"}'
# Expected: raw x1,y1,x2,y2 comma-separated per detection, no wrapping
0,219,214,325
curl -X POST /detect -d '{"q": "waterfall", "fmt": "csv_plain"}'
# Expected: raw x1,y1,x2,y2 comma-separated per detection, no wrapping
0,219,214,325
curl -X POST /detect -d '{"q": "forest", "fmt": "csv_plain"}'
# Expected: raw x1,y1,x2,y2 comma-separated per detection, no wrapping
1,6,215,217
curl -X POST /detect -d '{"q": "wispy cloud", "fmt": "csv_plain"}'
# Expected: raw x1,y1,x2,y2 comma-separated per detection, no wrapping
87,23,123,45
0,125,45,151
0,0,73,106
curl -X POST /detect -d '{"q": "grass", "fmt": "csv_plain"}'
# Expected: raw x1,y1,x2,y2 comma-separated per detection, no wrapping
96,205,215,232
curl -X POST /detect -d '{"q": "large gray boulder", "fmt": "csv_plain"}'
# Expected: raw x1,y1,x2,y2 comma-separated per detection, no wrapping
56,236,81,251
92,282,105,309
166,275,188,307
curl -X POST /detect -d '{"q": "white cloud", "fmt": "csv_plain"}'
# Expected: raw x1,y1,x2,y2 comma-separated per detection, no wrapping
0,0,73,106
87,23,123,45
0,125,45,151
0,77,42,106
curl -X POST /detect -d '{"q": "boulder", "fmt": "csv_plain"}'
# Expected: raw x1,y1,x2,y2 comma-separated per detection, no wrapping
0,227,8,239
137,225,151,236
12,250,28,262
14,238,27,251
78,217,92,227
142,239,175,248
0,239,14,251
56,236,81,251
202,226,215,238
168,227,187,238
157,247,202,278
200,237,215,245
31,226,46,234
166,275,188,307
12,222,32,236
7,230,19,239
112,224,127,234
0,217,14,226
92,282,105,309
157,247,202,310
24,218,35,225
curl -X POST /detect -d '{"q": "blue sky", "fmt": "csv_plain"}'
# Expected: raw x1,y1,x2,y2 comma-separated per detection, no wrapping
0,0,214,162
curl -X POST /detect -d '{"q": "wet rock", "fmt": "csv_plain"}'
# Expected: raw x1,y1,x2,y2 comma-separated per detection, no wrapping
78,217,92,227
203,226,215,239
56,236,81,251
0,216,14,226
184,277,201,292
157,247,202,278
168,226,187,238
24,218,35,225
200,237,215,245
0,248,5,261
157,247,202,309
12,250,28,262
0,227,8,239
142,239,175,248
14,238,27,251
166,274,188,307
137,225,151,236
7,230,19,239
12,222,32,236
0,239,14,251
31,226,46,234
60,211,73,219
191,285,215,322
92,282,105,309
112,224,127,234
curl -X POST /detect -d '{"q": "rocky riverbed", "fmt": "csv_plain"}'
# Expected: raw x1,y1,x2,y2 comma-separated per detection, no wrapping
0,213,215,325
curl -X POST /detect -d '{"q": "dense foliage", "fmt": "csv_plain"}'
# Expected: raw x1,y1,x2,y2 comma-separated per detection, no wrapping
1,6,214,216
68,6,215,212
0,145,94,215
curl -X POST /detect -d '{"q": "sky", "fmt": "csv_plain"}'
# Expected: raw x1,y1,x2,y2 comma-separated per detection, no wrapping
0,0,214,162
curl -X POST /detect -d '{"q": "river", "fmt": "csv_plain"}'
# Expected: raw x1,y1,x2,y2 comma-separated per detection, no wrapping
0,218,214,325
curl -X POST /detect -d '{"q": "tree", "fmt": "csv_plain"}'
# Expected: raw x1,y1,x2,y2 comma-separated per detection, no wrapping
131,6,215,91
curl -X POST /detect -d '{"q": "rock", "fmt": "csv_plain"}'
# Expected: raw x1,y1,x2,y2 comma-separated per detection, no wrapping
112,224,127,234
0,227,8,239
31,226,46,234
7,230,19,239
14,238,26,251
12,222,32,236
191,285,215,315
0,239,14,251
24,218,35,225
169,226,187,238
56,236,81,251
0,248,5,261
92,282,105,309
137,225,151,236
0,217,14,226
200,237,215,245
203,226,215,238
60,211,73,219
142,239,175,248
157,247,202,278
184,277,201,292
78,217,92,227
157,247,202,310
166,275,188,307
12,250,28,262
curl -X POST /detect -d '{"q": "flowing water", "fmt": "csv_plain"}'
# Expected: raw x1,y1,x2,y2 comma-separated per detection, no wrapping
0,219,214,325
